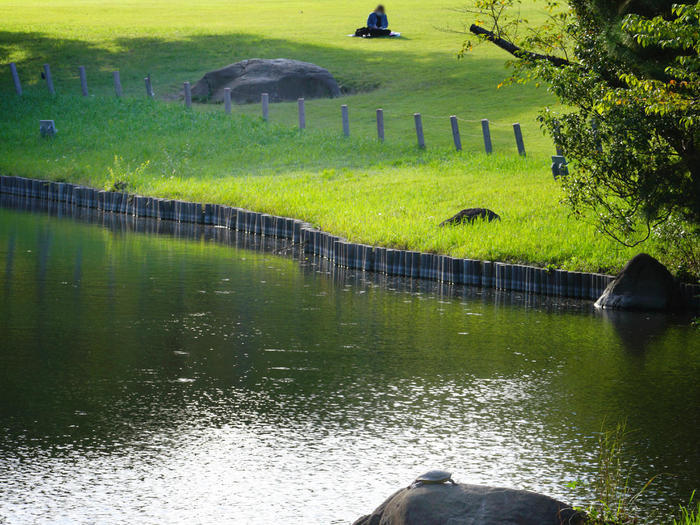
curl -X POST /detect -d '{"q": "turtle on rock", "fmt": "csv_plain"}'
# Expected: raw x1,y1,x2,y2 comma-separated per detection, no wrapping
409,470,456,489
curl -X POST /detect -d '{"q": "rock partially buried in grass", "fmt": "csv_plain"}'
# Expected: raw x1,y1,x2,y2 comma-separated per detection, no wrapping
189,58,341,104
439,208,500,227
352,480,585,525
595,253,683,311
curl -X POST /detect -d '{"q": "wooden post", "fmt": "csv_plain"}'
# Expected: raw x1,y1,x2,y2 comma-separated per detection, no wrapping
513,122,526,156
40,120,57,137
341,104,350,137
551,155,568,179
79,66,88,96
481,119,492,154
113,71,123,97
224,88,232,114
553,120,564,156
144,76,153,97
10,62,22,96
261,93,269,120
450,116,462,151
414,113,425,149
376,108,384,142
297,98,305,129
43,64,55,95
183,81,192,108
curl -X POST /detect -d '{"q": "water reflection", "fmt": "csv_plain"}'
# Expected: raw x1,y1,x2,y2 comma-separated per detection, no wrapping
599,308,681,355
0,198,698,524
4,231,14,294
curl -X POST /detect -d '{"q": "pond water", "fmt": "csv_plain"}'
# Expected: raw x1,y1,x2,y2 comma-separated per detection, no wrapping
0,201,698,524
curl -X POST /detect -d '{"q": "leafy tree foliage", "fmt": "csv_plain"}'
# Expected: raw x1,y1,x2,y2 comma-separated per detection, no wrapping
463,0,699,275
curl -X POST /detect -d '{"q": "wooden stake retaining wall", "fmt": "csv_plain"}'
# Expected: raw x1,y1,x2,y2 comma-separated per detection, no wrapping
1,175,698,309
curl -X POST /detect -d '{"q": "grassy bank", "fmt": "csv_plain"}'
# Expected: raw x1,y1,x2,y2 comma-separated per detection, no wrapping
0,0,678,274
0,93,668,273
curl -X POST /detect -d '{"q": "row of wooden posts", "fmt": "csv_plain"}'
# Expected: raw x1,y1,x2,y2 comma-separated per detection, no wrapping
297,100,526,155
10,62,154,99
11,61,529,155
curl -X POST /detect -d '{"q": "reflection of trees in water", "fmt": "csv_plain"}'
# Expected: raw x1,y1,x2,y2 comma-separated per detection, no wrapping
598,309,677,355
600,309,672,356
3,230,15,294
595,307,700,504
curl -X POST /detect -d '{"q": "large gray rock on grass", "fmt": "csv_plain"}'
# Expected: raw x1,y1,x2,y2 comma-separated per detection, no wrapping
353,483,584,525
595,253,682,311
190,58,341,104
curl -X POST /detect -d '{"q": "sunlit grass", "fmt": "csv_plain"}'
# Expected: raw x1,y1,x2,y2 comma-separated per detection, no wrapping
672,492,700,525
0,0,680,273
0,93,665,273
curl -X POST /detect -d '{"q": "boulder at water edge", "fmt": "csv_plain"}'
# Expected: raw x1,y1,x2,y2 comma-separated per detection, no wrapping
189,58,341,103
595,253,682,311
352,483,584,525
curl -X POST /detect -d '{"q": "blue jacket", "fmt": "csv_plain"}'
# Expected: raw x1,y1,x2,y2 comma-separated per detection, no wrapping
367,12,388,29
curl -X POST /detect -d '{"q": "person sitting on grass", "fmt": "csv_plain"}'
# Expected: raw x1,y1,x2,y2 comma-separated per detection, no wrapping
355,5,391,38
368,5,389,31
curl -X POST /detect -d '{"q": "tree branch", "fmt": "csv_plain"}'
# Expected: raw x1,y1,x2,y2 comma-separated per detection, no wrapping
469,24,575,67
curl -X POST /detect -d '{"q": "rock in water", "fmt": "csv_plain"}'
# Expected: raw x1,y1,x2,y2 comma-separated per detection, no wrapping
353,483,584,525
189,58,341,104
439,208,500,227
595,253,682,311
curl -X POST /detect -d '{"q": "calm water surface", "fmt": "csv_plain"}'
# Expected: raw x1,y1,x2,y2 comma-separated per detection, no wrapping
0,203,698,524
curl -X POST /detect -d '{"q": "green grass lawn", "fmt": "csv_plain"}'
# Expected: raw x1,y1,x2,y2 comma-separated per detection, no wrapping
0,0,672,274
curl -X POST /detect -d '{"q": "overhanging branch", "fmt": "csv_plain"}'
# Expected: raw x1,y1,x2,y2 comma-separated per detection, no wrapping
469,24,574,67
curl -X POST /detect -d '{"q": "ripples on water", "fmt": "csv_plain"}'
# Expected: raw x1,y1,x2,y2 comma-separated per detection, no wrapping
0,203,698,524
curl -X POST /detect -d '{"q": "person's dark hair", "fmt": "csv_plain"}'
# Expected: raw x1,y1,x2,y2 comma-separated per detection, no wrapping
375,4,385,13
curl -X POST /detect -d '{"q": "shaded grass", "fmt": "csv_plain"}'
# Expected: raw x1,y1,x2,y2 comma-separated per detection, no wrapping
0,93,665,274
0,0,558,154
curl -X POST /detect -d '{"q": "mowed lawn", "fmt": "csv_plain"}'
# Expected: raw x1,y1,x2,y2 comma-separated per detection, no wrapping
0,0,667,273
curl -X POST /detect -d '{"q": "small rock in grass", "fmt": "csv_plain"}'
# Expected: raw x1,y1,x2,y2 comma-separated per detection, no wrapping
439,208,500,227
